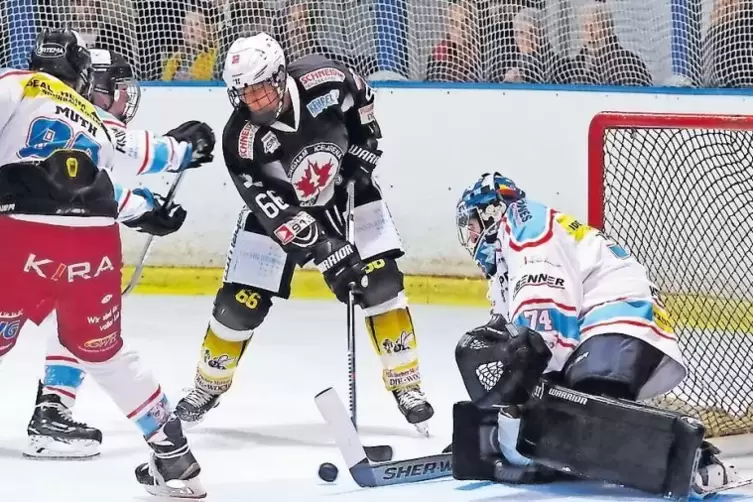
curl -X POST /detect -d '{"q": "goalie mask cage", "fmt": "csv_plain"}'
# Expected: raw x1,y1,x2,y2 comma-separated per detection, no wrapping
588,112,753,438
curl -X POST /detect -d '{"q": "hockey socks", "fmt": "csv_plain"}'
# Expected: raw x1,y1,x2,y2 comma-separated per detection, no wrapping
365,307,421,390
43,336,86,408
194,326,250,395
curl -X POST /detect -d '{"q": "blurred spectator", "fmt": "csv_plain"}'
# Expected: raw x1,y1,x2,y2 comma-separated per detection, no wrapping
162,5,217,80
426,0,484,82
502,7,574,84
135,0,189,80
275,1,376,75
702,0,753,87
572,3,652,86
68,0,134,67
215,0,275,78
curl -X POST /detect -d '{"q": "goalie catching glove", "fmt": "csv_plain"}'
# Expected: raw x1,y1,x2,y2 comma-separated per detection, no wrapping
164,120,216,170
123,188,187,236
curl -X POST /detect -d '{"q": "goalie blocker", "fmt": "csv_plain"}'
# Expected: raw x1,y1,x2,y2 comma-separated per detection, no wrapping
452,380,705,500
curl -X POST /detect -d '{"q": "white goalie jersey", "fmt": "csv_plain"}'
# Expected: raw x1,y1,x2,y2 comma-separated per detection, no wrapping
488,199,687,401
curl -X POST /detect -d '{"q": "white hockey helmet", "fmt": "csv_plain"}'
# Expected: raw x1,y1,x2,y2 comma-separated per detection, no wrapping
222,33,288,126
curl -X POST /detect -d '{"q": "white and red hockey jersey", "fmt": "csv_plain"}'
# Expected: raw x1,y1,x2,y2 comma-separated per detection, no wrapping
488,198,687,400
99,110,192,177
0,69,117,173
0,68,167,223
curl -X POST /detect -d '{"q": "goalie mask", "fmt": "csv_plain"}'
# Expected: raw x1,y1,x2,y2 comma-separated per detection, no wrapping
90,49,141,124
222,33,288,127
456,172,525,277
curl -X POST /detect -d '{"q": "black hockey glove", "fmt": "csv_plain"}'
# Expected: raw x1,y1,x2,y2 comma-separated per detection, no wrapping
164,120,216,169
345,137,382,189
123,188,187,237
313,238,367,304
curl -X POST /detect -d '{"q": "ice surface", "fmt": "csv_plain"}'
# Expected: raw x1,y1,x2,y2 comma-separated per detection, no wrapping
1,296,753,501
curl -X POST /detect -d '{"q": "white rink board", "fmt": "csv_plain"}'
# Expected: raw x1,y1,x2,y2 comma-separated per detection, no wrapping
121,86,753,276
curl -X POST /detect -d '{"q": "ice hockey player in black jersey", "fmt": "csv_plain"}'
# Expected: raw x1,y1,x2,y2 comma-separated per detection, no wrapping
175,32,434,433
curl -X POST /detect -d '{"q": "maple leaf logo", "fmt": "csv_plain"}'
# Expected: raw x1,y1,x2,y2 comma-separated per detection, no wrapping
294,164,318,198
294,158,335,200
312,159,333,187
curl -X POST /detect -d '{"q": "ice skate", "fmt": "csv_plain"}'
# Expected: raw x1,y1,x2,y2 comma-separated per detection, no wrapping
135,417,206,499
175,387,221,429
25,383,102,459
393,384,434,436
692,441,753,497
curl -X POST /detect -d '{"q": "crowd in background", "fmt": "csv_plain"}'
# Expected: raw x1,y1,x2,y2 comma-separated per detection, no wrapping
1,0,753,87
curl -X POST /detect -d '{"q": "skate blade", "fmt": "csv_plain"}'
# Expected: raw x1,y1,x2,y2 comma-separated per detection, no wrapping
413,421,430,437
143,476,207,499
23,435,100,460
693,477,753,498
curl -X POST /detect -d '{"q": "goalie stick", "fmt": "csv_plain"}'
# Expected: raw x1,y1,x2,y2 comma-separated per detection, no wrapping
315,387,451,487
122,169,187,295
343,179,393,463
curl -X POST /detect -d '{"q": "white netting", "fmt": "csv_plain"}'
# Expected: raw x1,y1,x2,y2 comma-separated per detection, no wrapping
1,0,752,85
594,113,753,437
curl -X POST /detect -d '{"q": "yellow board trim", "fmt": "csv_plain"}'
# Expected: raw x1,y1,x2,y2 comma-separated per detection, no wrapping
121,267,753,332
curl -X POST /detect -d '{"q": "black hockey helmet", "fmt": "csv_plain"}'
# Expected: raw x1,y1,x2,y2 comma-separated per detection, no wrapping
90,49,141,123
29,28,93,98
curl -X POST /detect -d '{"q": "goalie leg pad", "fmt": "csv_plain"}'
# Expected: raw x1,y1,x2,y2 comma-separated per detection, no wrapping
562,333,664,400
518,380,705,500
451,401,563,484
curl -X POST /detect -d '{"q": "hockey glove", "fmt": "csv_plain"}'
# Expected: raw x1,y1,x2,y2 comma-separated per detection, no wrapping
313,238,367,304
346,138,382,188
164,120,216,169
123,188,187,237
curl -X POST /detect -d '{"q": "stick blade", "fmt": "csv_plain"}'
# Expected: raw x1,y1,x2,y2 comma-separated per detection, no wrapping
354,453,453,487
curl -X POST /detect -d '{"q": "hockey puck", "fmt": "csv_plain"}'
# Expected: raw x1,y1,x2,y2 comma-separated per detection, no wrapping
318,462,339,482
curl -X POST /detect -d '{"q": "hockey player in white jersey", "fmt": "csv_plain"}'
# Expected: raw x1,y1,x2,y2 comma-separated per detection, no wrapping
89,48,215,177
24,47,215,460
450,172,746,498
0,29,206,498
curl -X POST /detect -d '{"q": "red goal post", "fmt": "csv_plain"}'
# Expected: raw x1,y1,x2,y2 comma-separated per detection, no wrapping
587,111,753,437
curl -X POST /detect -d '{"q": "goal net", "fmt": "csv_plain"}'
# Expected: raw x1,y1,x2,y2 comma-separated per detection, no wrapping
589,112,753,438
0,0,746,85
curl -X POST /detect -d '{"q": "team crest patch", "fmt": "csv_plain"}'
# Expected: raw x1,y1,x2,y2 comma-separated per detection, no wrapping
299,67,346,90
306,90,339,118
262,131,281,154
289,142,344,205
238,123,258,160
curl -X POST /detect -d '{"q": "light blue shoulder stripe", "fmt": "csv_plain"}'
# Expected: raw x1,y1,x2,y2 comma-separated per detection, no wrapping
507,200,551,245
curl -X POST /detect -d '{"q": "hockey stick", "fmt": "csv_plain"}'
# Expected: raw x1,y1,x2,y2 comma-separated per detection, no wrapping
121,170,188,296
315,387,451,487
344,179,393,463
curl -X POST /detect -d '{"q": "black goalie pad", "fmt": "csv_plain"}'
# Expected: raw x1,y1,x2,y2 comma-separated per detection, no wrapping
452,401,564,485
518,381,705,500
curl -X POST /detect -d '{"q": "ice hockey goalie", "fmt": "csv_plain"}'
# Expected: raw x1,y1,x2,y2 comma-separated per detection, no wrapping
450,172,750,500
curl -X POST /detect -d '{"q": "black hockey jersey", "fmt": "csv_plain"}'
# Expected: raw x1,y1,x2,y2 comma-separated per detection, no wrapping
222,54,380,252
